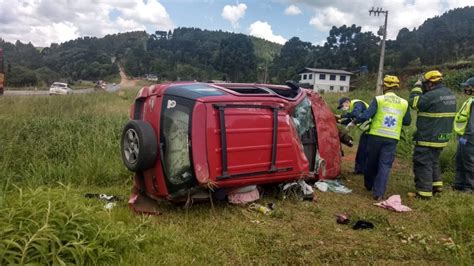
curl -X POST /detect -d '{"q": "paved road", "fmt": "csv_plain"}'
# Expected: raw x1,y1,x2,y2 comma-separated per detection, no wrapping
3,85,120,96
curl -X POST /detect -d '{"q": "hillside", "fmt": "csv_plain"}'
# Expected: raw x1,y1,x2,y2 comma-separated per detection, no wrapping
0,28,282,87
0,6,473,87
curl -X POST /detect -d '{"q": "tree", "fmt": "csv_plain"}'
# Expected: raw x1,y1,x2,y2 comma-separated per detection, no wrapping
215,34,257,82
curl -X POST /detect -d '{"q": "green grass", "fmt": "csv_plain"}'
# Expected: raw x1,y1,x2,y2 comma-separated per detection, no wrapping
0,87,472,264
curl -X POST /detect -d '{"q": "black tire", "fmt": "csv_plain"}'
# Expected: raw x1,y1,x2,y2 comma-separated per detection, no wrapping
121,120,158,172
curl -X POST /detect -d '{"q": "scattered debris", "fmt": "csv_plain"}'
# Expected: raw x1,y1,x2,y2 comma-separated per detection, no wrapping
84,193,121,202
336,213,350,224
228,185,260,204
374,195,412,212
248,203,273,215
128,189,162,215
84,193,121,210
104,202,116,210
314,180,352,194
352,220,374,230
281,180,315,200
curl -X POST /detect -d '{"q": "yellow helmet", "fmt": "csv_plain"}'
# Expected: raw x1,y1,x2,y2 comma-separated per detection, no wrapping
383,75,400,88
423,70,442,82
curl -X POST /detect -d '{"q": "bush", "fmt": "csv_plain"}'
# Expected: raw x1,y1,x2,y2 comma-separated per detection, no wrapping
443,68,474,92
0,186,151,265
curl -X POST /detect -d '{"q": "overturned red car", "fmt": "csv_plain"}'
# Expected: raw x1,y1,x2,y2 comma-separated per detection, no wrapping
121,82,342,203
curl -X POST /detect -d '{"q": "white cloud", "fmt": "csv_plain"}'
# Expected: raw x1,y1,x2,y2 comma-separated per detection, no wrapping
0,0,174,47
221,3,247,28
309,7,353,31
285,4,302,15
119,0,174,30
249,21,287,44
302,0,472,40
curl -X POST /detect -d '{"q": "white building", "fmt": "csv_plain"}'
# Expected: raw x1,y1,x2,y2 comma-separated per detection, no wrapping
298,68,353,93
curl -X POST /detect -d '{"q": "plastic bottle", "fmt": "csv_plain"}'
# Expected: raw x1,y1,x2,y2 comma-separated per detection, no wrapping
249,203,272,215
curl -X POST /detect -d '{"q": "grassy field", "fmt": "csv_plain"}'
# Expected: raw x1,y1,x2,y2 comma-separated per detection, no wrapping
0,87,472,264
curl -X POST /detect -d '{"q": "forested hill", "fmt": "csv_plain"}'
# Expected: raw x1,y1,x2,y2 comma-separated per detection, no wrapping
0,28,281,86
1,6,473,87
390,6,474,67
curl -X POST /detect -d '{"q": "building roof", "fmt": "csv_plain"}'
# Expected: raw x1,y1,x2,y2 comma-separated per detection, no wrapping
299,68,353,75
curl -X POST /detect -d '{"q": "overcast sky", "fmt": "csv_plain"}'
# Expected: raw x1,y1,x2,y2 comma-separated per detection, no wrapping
0,0,471,47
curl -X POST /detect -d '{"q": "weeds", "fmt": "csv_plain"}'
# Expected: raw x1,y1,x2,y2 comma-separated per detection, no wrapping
0,185,151,265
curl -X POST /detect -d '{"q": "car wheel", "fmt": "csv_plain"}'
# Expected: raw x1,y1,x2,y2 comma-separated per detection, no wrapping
121,120,158,172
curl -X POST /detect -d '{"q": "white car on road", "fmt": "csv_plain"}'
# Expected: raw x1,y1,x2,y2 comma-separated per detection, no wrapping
49,82,73,95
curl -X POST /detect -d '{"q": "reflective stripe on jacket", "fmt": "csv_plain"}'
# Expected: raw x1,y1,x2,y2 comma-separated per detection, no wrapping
454,97,474,136
408,84,457,147
350,99,371,131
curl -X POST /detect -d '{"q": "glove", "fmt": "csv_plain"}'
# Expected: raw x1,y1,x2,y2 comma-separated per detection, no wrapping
346,121,356,129
414,79,422,87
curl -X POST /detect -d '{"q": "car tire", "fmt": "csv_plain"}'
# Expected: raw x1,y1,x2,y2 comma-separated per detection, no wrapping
121,120,158,172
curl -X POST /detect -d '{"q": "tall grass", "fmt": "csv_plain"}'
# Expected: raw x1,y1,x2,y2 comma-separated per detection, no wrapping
0,92,136,187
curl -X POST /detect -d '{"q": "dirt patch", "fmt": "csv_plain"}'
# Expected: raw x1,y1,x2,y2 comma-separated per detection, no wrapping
119,66,138,88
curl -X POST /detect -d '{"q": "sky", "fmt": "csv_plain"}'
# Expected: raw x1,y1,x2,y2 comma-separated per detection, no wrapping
0,0,472,47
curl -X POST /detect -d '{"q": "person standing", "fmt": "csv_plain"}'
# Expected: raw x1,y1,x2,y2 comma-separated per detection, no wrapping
408,70,456,199
453,77,474,193
335,97,370,174
354,75,411,200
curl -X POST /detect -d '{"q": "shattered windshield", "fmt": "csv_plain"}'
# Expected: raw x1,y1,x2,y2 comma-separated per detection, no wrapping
162,104,193,185
291,97,315,136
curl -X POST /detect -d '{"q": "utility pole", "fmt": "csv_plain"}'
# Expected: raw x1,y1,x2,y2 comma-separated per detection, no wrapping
369,7,388,95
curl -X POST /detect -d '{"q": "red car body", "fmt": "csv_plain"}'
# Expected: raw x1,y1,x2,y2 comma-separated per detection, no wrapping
123,82,341,202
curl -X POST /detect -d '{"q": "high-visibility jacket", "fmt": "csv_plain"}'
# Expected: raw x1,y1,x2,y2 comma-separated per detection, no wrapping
454,97,474,136
349,100,371,131
368,92,408,140
408,84,456,147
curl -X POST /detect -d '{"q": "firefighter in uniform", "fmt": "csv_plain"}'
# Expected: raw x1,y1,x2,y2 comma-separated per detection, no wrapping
336,97,370,174
354,75,411,200
408,70,456,199
453,77,474,193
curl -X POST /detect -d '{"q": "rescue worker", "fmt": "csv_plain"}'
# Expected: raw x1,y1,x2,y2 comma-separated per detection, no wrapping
453,77,474,193
335,97,370,174
408,70,456,199
354,75,411,200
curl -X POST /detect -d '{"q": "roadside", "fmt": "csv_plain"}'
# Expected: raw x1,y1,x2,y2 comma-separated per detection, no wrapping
4,88,95,96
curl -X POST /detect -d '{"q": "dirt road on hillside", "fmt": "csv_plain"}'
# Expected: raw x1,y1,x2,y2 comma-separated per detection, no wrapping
119,66,137,88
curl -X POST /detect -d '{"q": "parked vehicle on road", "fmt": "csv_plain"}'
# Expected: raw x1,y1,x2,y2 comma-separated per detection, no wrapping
49,82,72,95
94,80,107,91
121,82,342,203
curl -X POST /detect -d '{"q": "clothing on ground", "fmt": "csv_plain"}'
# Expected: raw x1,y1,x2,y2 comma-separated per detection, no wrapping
314,180,352,194
374,195,412,212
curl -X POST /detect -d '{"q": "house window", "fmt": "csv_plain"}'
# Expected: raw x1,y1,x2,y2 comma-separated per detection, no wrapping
340,75,346,81
330,86,334,91
303,74,307,80
340,86,344,91
309,74,313,80
319,74,326,80
330,74,336,81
